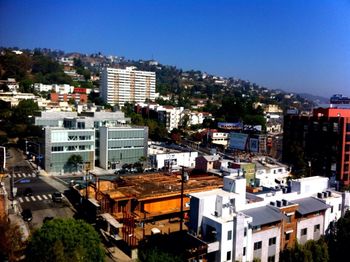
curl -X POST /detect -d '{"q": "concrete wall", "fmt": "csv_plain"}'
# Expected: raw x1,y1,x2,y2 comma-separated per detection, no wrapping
251,226,281,262
297,215,324,244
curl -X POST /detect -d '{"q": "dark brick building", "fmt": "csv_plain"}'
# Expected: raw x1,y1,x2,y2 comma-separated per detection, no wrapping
283,107,350,186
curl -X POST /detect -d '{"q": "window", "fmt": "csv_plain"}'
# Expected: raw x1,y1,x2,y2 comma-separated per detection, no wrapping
286,215,292,223
244,227,247,237
331,206,334,213
285,233,291,241
254,241,262,250
301,228,307,236
243,247,246,256
52,146,63,152
314,224,320,232
268,255,275,262
226,251,231,261
339,203,342,211
269,237,276,246
227,230,232,241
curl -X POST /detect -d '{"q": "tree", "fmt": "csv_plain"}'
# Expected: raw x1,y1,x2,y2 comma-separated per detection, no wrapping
327,210,350,262
25,218,105,262
280,239,328,262
170,128,182,144
12,99,39,123
138,234,184,262
67,154,83,172
0,217,25,262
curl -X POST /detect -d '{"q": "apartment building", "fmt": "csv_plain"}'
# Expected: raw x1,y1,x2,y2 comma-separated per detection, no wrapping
283,107,350,186
33,83,74,93
135,102,184,132
100,67,156,107
35,111,147,173
188,175,349,262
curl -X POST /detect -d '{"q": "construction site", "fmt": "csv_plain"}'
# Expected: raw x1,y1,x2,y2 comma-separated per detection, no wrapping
79,171,223,249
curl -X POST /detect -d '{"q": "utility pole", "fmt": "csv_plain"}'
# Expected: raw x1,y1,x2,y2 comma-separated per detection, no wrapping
180,166,189,231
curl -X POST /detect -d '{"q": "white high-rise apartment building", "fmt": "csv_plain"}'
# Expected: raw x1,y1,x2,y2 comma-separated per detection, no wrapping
100,67,156,107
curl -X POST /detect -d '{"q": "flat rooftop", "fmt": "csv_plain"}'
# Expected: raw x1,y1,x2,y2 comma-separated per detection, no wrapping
97,172,223,201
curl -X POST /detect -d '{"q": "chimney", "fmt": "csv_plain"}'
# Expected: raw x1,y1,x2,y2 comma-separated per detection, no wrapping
270,201,275,206
323,192,327,198
317,192,323,199
282,199,288,206
327,191,332,197
276,200,282,207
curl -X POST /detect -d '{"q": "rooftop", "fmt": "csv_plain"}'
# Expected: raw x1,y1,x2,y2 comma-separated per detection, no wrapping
96,172,223,201
242,205,284,227
293,197,331,216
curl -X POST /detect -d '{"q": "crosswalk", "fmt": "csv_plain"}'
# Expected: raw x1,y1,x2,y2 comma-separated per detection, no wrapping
11,173,38,178
18,194,52,203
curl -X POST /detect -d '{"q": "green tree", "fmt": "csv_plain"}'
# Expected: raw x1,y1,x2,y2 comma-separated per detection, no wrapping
12,99,39,123
67,154,83,172
25,218,105,262
280,242,312,262
138,234,184,262
327,210,350,262
280,239,328,262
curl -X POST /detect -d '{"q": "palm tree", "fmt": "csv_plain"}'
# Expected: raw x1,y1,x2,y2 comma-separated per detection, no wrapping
67,155,83,172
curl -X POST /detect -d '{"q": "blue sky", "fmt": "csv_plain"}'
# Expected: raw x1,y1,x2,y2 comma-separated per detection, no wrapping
1,0,349,98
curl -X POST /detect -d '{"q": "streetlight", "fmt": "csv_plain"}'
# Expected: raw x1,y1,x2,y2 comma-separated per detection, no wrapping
180,166,189,231
25,140,42,170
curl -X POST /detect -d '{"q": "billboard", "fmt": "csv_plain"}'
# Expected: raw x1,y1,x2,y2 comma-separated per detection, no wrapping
218,122,243,130
243,125,262,132
249,138,259,153
229,133,248,150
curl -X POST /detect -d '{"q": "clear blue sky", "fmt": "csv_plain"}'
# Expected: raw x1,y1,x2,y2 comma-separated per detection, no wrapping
1,0,349,98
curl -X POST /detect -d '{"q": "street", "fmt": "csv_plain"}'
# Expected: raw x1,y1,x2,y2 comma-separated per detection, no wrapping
6,147,75,229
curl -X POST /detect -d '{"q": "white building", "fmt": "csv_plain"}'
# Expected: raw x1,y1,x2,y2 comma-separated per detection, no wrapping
33,83,74,94
253,157,291,187
100,67,156,107
148,142,198,170
0,91,36,107
183,110,213,126
157,105,184,132
209,130,229,147
188,175,350,262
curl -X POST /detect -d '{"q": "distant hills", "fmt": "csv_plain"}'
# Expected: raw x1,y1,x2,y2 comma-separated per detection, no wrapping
298,93,329,105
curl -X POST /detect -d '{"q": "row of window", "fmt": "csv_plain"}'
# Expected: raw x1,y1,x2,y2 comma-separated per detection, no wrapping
301,224,321,236
253,237,276,251
68,135,92,141
52,145,93,152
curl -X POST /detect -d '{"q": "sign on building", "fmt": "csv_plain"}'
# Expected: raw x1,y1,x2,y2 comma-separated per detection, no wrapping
229,133,248,150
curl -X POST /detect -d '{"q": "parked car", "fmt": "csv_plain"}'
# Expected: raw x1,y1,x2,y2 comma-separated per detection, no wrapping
24,188,33,196
21,209,32,222
52,192,63,202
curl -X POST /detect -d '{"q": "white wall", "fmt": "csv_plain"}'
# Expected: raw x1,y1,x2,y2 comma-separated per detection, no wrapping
297,215,324,244
250,227,281,262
